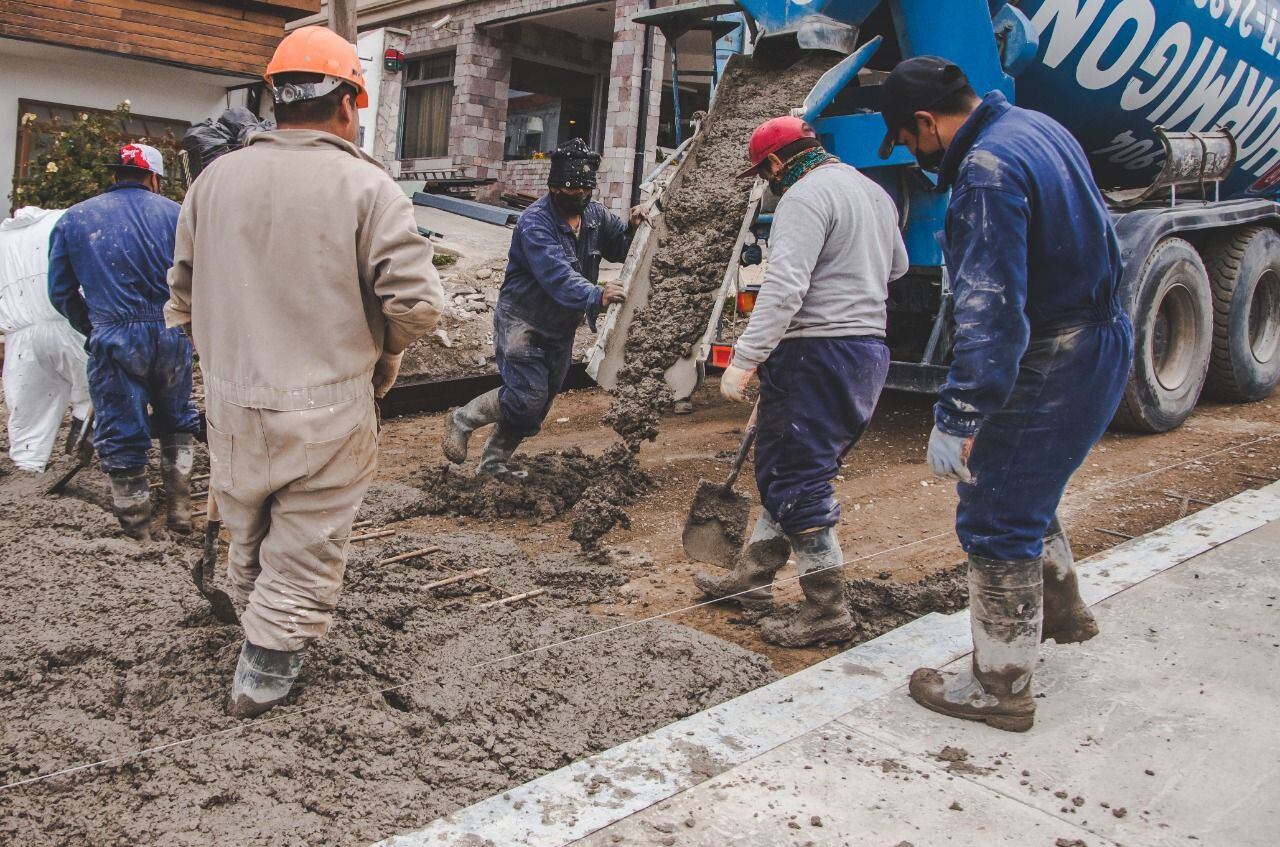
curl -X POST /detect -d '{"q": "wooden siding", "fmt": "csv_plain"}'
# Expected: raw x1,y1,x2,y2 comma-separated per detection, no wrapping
0,0,321,78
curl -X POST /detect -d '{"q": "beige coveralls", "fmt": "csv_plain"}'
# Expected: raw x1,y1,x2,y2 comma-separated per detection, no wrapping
166,129,444,652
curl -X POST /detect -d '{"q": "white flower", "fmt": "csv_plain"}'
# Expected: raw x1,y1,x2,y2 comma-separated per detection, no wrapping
21,112,36,125
46,162,58,173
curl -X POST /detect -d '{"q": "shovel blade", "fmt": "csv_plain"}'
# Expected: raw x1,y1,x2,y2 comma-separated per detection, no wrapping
682,479,752,567
193,519,239,624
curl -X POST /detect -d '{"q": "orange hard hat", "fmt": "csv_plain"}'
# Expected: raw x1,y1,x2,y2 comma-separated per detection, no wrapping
265,26,369,108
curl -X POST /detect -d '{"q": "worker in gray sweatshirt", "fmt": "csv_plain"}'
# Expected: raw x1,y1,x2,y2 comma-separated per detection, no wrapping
695,115,908,647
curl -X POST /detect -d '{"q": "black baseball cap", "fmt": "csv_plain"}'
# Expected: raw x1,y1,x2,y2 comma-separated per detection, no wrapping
878,56,971,159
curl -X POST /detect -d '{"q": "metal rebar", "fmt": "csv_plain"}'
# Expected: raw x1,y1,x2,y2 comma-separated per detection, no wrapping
1095,527,1136,540
477,589,546,609
423,568,491,591
350,529,396,542
379,546,441,565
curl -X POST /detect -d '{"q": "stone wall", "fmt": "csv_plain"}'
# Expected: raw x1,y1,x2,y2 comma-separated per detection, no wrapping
502,159,552,196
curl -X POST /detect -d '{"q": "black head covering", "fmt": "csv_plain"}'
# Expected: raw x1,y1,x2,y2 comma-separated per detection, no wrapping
548,138,601,189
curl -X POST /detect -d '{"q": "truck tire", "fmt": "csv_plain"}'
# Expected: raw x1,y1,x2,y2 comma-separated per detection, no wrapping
1112,237,1212,433
1202,226,1280,402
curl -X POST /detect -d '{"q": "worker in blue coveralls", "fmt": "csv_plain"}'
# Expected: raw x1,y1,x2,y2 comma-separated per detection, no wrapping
698,116,908,648
49,143,199,541
442,138,648,474
879,57,1133,732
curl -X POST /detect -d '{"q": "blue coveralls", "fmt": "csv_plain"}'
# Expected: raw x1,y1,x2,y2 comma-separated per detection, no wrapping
755,338,890,534
48,182,198,473
935,92,1134,562
497,194,632,437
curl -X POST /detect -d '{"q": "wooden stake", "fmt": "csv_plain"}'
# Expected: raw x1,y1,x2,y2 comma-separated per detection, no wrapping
379,546,441,565
350,529,396,542
478,589,545,609
353,520,374,529
423,568,490,590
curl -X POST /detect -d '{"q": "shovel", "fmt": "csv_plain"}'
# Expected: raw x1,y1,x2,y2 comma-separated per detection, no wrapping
45,409,95,496
682,404,758,567
193,489,239,624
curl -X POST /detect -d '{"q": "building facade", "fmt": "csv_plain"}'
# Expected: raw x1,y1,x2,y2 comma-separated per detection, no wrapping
2,0,319,210
302,0,728,212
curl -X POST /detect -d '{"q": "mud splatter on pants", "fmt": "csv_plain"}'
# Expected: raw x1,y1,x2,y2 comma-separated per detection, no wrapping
204,391,378,653
494,302,576,439
754,336,890,534
87,319,199,472
957,315,1133,562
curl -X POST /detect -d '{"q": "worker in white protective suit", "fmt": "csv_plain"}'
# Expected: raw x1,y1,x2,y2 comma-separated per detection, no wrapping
0,207,91,472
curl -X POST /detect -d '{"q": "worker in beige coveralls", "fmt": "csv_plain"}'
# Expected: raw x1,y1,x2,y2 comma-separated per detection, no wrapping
166,27,446,717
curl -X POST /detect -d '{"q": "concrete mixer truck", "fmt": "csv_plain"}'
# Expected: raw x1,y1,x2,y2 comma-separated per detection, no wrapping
593,0,1280,433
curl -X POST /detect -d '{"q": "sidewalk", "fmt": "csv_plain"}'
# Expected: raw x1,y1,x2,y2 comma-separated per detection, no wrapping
572,516,1279,846
381,483,1280,847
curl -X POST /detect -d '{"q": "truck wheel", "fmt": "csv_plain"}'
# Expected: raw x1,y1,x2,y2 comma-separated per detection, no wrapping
1113,237,1212,433
1202,226,1280,401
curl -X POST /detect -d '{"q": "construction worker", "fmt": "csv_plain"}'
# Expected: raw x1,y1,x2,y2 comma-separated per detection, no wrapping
1,206,91,473
442,138,646,474
697,116,908,647
878,57,1133,731
48,144,199,539
166,26,445,717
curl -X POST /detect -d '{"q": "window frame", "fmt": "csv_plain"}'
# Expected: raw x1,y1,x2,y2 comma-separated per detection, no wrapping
399,50,457,161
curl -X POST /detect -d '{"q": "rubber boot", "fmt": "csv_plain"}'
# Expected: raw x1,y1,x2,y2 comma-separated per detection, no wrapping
1041,516,1098,644
442,388,501,465
477,425,525,477
226,640,306,718
160,433,194,535
760,527,856,647
908,554,1041,732
109,468,152,541
693,510,790,611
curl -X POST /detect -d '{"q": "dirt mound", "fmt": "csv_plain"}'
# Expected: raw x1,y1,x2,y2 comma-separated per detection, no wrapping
0,464,776,845
603,55,838,448
845,563,969,640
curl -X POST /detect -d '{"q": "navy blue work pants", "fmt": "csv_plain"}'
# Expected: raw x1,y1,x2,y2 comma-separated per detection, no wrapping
956,315,1133,561
494,304,576,439
754,337,890,535
86,319,200,472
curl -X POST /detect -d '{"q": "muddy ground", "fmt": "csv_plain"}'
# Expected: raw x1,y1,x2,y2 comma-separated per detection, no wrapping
0,382,1277,843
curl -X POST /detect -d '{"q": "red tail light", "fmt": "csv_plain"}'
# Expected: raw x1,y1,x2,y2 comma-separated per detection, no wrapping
710,343,734,368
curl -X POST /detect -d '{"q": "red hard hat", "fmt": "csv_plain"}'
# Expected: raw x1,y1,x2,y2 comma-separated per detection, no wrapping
737,115,817,179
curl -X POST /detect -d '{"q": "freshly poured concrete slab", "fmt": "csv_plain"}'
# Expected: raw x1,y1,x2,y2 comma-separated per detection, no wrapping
380,483,1280,846
846,518,1280,847
572,726,1118,847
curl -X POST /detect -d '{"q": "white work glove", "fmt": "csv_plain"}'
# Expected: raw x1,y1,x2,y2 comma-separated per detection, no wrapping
720,362,757,403
372,351,404,399
927,425,973,483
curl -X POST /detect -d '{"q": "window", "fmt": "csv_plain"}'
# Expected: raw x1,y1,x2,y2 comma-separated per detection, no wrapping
505,59,599,160
401,52,455,159
14,100,189,187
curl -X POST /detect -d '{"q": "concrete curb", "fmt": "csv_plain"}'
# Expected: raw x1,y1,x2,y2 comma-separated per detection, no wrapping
376,481,1280,847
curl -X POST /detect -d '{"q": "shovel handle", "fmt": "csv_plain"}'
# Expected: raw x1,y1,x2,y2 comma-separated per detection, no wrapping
722,402,760,491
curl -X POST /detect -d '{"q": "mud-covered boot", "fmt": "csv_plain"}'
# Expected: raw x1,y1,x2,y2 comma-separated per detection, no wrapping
1041,516,1098,644
442,388,501,465
160,433,195,535
693,510,790,611
477,426,525,477
226,641,306,718
760,527,855,647
109,467,152,541
909,554,1041,732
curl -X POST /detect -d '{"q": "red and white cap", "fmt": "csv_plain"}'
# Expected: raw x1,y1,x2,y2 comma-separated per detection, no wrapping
107,143,165,178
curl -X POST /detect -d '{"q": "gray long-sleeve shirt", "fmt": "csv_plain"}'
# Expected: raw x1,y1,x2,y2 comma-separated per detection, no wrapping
732,162,908,369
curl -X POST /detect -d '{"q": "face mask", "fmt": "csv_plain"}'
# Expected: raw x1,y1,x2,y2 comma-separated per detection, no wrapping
552,191,591,216
914,126,946,174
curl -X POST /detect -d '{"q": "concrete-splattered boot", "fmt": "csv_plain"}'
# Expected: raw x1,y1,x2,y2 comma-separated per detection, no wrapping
693,510,790,611
908,554,1041,732
760,527,855,647
1041,516,1098,644
160,433,195,535
442,388,501,465
226,640,306,718
109,467,152,541
477,425,525,477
